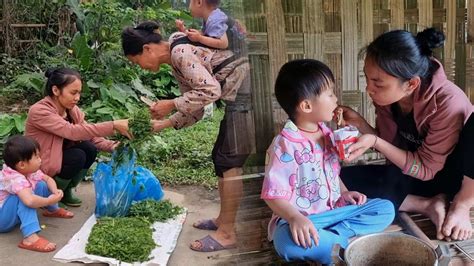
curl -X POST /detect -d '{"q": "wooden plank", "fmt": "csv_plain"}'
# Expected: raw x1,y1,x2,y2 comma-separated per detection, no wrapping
341,0,358,92
10,23,46,28
390,0,405,30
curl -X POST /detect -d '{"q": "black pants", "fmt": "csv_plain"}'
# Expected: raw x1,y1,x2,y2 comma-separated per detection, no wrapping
341,113,474,209
58,141,97,179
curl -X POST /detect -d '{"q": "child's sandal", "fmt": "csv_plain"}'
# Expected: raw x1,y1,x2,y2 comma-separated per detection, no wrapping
18,236,56,252
43,208,74,219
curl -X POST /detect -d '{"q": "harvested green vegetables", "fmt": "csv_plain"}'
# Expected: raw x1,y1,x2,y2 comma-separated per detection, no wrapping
113,108,152,173
86,217,155,263
128,199,184,223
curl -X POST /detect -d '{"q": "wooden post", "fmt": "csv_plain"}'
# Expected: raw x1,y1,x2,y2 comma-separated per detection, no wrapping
444,0,456,82
390,0,404,30
418,0,433,30
341,0,358,92
3,0,11,55
467,0,474,102
303,0,323,60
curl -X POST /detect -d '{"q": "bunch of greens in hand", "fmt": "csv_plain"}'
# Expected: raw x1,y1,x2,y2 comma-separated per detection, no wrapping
113,108,152,172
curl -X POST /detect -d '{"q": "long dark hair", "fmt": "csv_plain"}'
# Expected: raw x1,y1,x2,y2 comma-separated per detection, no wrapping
364,27,445,87
275,59,335,122
44,67,81,97
122,21,163,56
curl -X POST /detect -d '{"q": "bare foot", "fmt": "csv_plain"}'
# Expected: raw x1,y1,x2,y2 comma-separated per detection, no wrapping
442,203,473,241
423,194,448,240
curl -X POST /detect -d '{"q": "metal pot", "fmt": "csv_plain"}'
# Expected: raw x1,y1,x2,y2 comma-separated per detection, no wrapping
332,232,450,266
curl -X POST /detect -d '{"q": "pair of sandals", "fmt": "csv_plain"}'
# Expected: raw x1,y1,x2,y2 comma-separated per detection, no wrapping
18,208,73,252
190,219,236,252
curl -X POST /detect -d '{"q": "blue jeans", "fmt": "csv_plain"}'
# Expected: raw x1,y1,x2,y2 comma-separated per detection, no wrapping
272,198,395,264
0,181,58,238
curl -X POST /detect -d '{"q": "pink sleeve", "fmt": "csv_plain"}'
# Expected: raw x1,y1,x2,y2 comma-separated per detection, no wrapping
403,100,465,180
28,104,114,141
10,175,31,194
261,136,297,200
91,137,116,152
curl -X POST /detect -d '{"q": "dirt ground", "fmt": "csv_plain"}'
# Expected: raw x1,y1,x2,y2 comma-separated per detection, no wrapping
0,181,234,266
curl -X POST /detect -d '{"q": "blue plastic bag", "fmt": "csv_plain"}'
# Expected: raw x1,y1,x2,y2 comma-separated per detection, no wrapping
93,149,164,218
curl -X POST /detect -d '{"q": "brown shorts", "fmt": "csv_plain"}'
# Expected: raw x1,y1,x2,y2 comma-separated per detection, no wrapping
211,89,252,178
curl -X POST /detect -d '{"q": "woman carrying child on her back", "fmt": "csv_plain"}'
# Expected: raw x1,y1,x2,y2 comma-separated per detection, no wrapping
0,136,73,253
261,59,395,264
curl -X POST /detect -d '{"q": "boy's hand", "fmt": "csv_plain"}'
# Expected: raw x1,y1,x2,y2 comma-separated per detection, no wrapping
288,214,319,248
175,19,186,32
186,29,202,42
341,191,367,205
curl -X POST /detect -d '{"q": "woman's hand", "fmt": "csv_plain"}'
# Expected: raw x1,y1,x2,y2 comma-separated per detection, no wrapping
344,134,377,162
113,119,132,139
288,214,319,248
152,119,173,133
111,141,120,150
150,100,176,119
333,105,364,128
341,191,367,205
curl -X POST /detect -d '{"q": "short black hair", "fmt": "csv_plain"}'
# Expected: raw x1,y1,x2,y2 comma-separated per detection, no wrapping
3,135,40,170
274,59,335,122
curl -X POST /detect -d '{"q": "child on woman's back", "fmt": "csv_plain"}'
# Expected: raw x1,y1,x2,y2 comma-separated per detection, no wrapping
261,59,395,264
0,135,73,253
176,0,230,49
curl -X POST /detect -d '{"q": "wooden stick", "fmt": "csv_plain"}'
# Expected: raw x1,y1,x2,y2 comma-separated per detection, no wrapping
399,212,436,249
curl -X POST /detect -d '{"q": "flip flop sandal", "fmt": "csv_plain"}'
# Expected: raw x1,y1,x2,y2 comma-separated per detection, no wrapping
193,219,218,231
189,235,236,252
18,236,56,253
43,208,74,219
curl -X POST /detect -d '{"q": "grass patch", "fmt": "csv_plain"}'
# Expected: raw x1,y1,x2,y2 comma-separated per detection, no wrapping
138,109,223,189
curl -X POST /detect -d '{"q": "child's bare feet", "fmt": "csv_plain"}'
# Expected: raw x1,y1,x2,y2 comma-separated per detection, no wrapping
18,233,56,252
442,203,473,241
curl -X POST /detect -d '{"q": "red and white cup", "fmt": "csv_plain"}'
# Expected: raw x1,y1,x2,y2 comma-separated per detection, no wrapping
333,126,359,160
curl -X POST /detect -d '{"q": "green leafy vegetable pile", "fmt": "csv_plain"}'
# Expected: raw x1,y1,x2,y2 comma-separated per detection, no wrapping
86,217,155,263
128,199,184,223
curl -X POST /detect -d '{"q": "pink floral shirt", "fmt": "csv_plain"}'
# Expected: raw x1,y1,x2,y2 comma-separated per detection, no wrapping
0,164,44,208
261,120,343,240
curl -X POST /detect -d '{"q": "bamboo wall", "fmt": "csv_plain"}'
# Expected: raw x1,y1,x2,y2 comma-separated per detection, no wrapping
244,0,474,155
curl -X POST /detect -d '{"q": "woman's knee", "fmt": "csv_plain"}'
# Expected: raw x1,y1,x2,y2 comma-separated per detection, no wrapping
79,141,98,162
